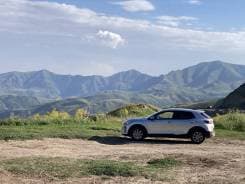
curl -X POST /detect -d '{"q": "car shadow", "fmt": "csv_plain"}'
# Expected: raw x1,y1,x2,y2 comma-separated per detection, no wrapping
88,136,192,145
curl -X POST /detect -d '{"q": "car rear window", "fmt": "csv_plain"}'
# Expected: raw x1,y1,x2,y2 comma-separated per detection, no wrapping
173,111,195,120
200,112,211,119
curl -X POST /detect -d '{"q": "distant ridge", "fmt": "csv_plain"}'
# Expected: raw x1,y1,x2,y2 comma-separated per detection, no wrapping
0,61,244,117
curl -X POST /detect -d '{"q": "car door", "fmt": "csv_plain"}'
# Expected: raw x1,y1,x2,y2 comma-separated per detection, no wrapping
170,111,196,135
146,111,174,134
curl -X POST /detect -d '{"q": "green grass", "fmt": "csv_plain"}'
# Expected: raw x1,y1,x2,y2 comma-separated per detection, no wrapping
0,157,179,180
0,109,244,140
214,111,245,132
147,158,181,169
215,129,245,140
0,119,122,140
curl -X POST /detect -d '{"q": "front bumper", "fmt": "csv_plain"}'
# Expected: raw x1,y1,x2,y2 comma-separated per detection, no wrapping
121,125,128,135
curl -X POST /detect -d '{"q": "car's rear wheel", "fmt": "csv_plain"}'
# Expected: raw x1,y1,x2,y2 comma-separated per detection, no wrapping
130,127,146,141
190,130,205,144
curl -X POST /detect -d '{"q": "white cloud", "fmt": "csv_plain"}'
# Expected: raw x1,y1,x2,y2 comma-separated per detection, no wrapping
0,0,245,75
187,0,202,5
156,16,198,27
1,0,245,51
112,0,155,12
96,30,125,49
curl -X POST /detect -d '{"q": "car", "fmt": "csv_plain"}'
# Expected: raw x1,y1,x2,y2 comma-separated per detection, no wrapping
122,108,215,144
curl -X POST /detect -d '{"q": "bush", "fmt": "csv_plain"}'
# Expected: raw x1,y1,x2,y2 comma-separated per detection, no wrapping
75,109,88,121
214,111,245,132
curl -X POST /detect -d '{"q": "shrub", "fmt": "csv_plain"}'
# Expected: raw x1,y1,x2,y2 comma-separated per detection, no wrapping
75,108,88,121
214,111,245,132
44,109,71,124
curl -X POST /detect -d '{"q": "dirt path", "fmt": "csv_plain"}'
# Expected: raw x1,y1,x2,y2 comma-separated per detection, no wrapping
0,137,245,184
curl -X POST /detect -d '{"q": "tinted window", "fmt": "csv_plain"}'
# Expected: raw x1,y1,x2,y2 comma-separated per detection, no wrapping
200,112,210,119
156,111,174,120
172,111,195,120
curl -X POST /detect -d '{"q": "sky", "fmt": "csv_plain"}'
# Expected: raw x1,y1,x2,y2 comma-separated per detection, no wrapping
0,0,245,76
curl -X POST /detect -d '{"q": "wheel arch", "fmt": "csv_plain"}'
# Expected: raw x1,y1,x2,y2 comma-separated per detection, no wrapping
187,126,208,137
128,124,148,135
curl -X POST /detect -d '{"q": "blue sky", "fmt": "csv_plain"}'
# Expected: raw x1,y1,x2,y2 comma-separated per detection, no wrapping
0,0,245,76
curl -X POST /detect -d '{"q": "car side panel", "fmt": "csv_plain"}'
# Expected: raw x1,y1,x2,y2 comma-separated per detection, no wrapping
145,119,172,134
170,119,196,135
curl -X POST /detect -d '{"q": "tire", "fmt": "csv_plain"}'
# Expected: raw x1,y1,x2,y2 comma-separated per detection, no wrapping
190,130,205,144
130,126,146,141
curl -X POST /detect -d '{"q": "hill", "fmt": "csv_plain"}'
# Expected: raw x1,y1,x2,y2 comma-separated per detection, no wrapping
0,91,165,118
107,104,159,118
216,83,245,109
0,95,40,112
0,61,244,104
0,61,244,118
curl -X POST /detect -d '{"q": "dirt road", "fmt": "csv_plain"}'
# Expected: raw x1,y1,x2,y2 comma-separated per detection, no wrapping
0,137,244,184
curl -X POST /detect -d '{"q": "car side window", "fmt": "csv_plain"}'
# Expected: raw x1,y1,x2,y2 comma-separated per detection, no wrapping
156,111,174,120
172,111,195,120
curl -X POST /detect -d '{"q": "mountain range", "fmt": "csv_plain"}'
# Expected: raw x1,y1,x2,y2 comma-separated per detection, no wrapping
0,60,244,117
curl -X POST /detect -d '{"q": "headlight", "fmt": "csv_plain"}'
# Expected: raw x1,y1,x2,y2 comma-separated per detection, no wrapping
123,120,132,126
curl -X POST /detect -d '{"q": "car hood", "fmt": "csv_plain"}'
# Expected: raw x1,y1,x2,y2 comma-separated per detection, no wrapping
125,117,147,124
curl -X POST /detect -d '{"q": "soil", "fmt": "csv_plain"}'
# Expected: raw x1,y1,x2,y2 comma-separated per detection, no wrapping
0,137,244,184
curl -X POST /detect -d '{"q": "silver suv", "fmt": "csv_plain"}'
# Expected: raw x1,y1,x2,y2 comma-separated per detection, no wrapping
122,108,215,144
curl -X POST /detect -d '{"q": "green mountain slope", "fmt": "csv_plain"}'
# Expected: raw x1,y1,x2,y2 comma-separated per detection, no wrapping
0,91,167,118
0,61,244,104
0,95,40,112
0,61,244,118
216,83,245,109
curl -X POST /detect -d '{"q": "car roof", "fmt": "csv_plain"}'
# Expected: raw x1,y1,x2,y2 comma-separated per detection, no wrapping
158,108,203,113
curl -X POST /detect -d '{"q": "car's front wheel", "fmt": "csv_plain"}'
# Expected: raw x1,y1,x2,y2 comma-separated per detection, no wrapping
130,126,146,141
190,130,205,144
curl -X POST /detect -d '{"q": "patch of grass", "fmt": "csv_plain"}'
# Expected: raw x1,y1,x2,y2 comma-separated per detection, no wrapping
0,157,179,180
214,111,245,132
147,158,181,169
215,129,245,140
86,160,140,177
0,119,121,140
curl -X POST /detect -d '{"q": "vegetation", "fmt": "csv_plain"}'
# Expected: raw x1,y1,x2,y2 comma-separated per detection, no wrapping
214,111,245,132
0,95,40,112
0,157,180,180
0,106,244,140
147,158,181,169
0,109,121,140
107,104,159,118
